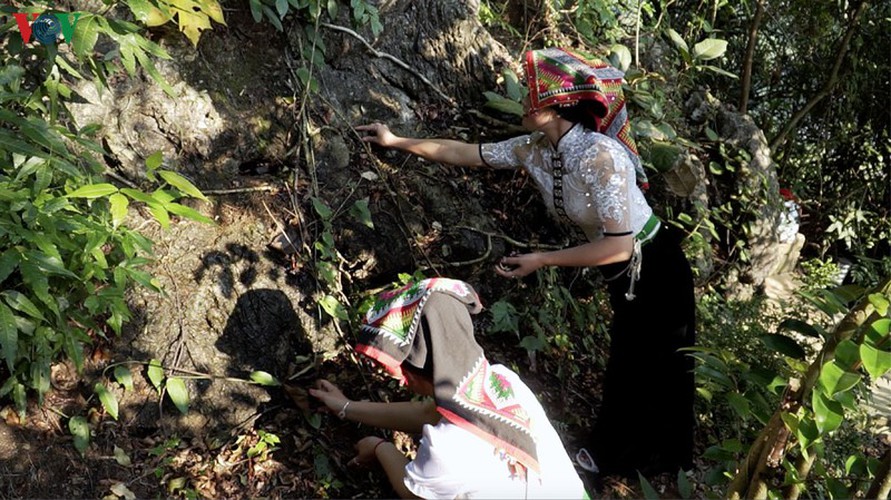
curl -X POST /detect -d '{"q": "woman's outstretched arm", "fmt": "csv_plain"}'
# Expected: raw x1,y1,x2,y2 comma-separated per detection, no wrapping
495,235,634,278
356,123,484,168
309,380,441,434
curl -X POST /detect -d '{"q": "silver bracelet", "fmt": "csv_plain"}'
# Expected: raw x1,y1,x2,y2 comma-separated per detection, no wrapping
338,400,351,419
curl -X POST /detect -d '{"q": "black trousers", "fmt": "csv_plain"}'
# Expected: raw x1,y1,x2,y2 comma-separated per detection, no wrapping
591,227,696,476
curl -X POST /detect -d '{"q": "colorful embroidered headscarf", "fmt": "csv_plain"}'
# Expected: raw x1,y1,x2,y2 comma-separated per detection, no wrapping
525,47,648,187
356,278,540,473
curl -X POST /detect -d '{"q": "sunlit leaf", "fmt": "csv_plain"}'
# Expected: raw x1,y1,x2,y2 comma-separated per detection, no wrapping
147,359,164,392
95,382,119,420
812,391,844,434
114,365,134,392
868,293,890,316
158,170,208,201
818,361,860,397
250,371,281,386
67,183,119,199
165,377,190,414
859,342,891,380
107,193,129,229
693,38,728,61
666,28,688,54
319,295,349,320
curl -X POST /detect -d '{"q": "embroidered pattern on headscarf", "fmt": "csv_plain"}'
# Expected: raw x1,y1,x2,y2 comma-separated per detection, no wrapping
362,278,477,347
453,356,534,436
525,47,648,186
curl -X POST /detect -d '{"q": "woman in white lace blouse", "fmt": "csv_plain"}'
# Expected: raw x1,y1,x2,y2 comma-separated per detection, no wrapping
357,47,695,478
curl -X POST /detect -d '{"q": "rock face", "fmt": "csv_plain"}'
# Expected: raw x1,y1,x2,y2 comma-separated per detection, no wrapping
66,0,515,434
685,90,783,297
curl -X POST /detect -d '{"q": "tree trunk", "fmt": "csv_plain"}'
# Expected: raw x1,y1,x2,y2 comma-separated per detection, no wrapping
739,0,766,114
769,0,869,154
866,447,891,500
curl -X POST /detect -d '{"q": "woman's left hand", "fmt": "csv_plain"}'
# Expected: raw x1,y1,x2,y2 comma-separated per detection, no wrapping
350,436,386,466
495,253,545,279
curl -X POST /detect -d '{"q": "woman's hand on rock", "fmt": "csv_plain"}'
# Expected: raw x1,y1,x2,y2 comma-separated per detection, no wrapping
308,379,349,415
355,123,399,148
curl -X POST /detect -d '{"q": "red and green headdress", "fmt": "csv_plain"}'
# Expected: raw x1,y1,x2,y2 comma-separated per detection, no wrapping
525,47,648,187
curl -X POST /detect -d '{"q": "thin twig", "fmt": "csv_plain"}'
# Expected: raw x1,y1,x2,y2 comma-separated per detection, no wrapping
105,169,139,189
453,225,565,250
203,185,279,196
320,22,457,107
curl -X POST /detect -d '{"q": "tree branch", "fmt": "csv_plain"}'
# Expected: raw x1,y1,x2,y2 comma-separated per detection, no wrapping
739,0,766,114
769,0,869,154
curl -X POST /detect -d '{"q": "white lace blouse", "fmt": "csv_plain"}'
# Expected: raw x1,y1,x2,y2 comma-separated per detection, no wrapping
480,124,652,243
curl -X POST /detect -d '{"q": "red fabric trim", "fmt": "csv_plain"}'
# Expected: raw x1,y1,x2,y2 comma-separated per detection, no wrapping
354,344,406,383
436,406,540,474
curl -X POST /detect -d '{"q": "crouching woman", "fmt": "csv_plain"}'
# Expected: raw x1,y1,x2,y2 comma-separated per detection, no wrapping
309,278,588,499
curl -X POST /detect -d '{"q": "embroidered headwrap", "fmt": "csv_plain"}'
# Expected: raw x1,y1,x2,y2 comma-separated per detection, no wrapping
356,278,540,473
524,47,648,187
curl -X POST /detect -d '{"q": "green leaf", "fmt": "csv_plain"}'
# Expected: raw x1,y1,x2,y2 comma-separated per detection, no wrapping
109,193,129,228
67,183,119,198
165,377,190,414
503,69,523,102
638,471,661,499
250,371,281,386
490,300,519,334
812,391,844,434
483,92,523,116
0,304,18,371
868,318,891,341
166,202,214,224
869,293,890,316
312,197,333,219
726,392,751,419
158,170,207,201
275,0,288,18
94,383,119,420
147,358,164,392
677,470,693,499
666,29,689,55
0,249,20,285
759,334,806,359
69,416,90,454
114,365,134,391
262,5,283,30
859,342,891,380
114,445,132,466
73,15,101,58
818,361,860,397
608,44,632,72
835,339,861,371
2,290,45,321
349,198,373,228
249,0,263,22
319,295,348,320
519,335,545,352
145,150,163,171
692,38,728,61
779,318,823,338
